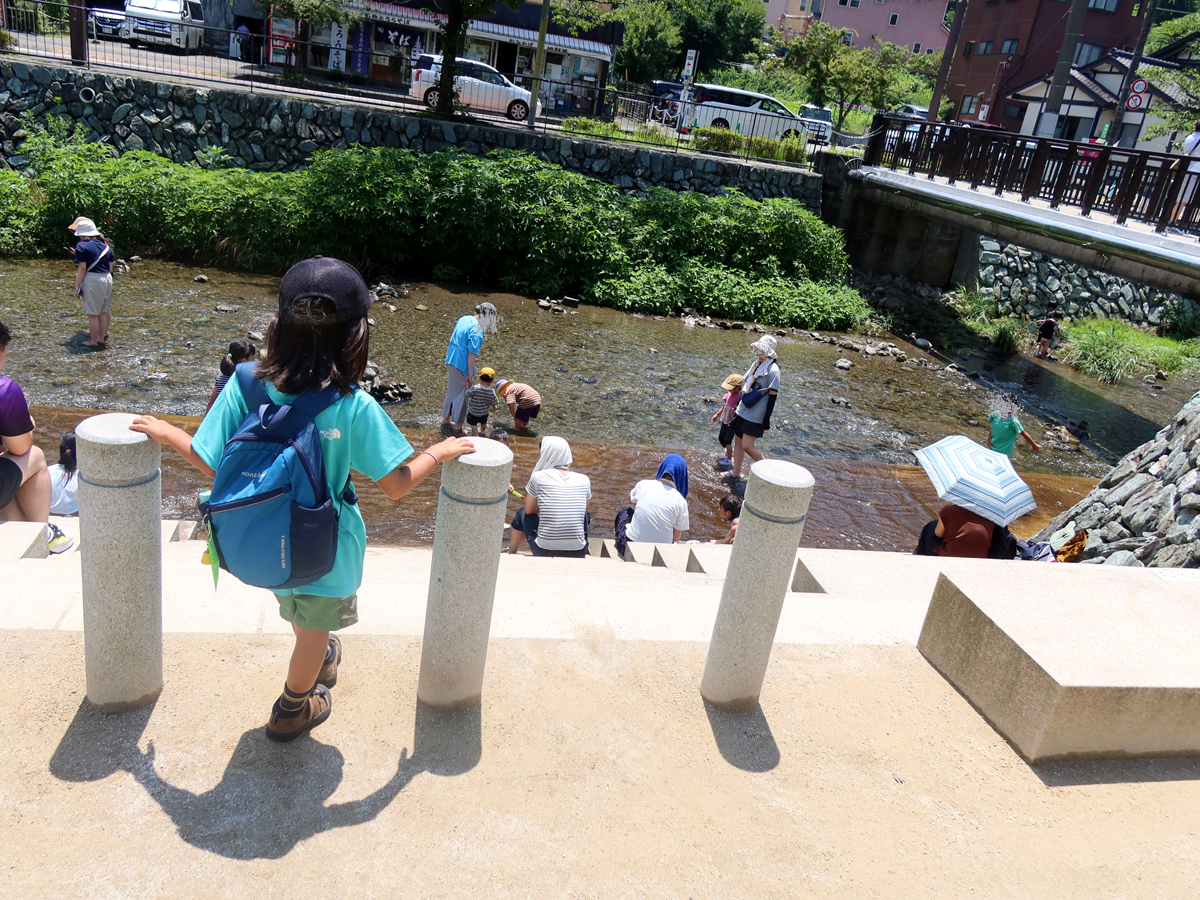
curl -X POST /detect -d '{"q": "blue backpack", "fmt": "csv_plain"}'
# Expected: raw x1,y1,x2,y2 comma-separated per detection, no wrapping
199,363,357,590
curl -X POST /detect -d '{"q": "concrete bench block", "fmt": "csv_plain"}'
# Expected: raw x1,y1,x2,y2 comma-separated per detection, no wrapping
790,557,825,593
685,543,732,575
160,519,199,544
918,567,1200,762
597,538,619,559
651,544,692,571
0,521,48,561
623,541,656,564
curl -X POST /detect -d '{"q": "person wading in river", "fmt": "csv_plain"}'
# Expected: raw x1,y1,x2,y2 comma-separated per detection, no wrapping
442,302,498,434
69,217,114,350
730,336,781,481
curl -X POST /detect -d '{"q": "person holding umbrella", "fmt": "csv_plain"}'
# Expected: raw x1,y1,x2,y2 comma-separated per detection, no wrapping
911,435,1031,559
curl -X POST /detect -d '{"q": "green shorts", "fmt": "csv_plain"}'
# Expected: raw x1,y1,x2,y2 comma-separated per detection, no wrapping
274,591,359,632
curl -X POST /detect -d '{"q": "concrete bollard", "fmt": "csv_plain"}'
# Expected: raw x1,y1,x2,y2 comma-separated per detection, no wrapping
417,438,514,709
701,459,814,711
76,413,163,713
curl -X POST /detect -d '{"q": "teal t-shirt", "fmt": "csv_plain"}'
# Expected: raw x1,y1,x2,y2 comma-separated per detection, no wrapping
988,413,1024,456
193,375,414,598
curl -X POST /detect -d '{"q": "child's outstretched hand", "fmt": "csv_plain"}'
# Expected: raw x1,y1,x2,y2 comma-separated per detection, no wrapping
130,415,177,445
429,436,476,462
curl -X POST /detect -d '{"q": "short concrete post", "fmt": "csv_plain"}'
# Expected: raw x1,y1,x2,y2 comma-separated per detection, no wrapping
701,459,814,711
417,438,514,709
76,413,163,712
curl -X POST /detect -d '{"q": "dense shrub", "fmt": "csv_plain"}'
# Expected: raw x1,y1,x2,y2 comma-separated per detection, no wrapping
693,128,807,165
3,135,865,328
589,263,872,331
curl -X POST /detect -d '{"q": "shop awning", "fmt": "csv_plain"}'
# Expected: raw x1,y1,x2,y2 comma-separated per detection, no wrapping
349,1,614,62
466,21,613,62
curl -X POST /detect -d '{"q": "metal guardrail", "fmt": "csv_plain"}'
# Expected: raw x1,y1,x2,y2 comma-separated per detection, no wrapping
863,115,1200,235
2,0,822,168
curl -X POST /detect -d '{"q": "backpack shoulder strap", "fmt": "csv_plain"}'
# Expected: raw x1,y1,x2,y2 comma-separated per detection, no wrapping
290,382,355,420
235,362,271,410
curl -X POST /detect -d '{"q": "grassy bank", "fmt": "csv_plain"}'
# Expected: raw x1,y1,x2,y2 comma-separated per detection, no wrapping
1061,319,1200,383
0,127,873,331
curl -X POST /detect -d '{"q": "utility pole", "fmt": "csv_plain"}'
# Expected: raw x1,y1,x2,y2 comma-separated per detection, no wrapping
1107,0,1159,146
1035,0,1091,137
526,0,552,128
928,0,970,122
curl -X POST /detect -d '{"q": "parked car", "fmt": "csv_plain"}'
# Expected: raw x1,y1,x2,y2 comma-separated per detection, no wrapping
886,104,930,120
89,4,127,40
412,55,541,122
799,104,833,144
675,83,808,141
119,0,204,52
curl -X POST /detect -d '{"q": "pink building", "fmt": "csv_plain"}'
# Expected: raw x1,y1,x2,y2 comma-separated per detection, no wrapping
816,0,949,56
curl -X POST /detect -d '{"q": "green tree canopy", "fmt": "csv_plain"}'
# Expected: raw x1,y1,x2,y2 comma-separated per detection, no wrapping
614,1,681,84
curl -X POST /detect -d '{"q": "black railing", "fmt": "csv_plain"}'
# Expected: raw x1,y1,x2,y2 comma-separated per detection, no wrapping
863,115,1200,235
1,0,825,168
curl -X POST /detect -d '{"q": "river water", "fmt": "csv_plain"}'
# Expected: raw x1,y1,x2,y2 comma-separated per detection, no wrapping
4,257,1197,549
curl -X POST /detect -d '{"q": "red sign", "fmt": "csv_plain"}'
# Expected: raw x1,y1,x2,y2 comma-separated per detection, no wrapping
1126,92,1146,111
1131,78,1150,95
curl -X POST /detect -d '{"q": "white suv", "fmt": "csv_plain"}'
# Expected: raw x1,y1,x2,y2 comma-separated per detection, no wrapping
799,105,833,144
412,56,541,122
677,84,808,141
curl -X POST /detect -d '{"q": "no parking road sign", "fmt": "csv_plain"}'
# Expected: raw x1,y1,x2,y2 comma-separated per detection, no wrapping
1127,77,1150,111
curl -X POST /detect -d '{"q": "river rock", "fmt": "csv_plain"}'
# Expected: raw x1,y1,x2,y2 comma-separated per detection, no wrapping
194,274,209,283
835,358,854,370
1036,390,1200,567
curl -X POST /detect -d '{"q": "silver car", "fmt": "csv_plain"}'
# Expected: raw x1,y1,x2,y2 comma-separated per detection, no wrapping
412,56,541,122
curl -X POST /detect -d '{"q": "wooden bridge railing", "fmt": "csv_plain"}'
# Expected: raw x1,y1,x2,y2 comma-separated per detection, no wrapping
862,115,1200,235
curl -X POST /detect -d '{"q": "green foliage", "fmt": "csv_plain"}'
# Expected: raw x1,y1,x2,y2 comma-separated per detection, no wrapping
614,1,681,84
783,22,921,131
988,320,1021,355
0,28,17,50
0,172,34,253
1147,11,1200,54
252,0,360,26
560,117,675,146
955,287,997,325
692,128,807,164
703,65,805,110
1163,298,1200,340
1062,322,1140,383
671,0,766,76
588,263,872,330
1061,319,1200,376
3,138,860,326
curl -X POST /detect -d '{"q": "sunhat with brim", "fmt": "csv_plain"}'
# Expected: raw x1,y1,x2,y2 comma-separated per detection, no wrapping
721,373,744,392
72,218,102,238
750,335,778,357
494,378,510,392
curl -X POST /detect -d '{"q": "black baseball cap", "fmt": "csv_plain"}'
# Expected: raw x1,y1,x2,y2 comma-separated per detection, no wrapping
279,257,374,323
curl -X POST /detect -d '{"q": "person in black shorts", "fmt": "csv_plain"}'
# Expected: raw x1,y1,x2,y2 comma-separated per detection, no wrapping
1036,310,1063,360
464,368,499,437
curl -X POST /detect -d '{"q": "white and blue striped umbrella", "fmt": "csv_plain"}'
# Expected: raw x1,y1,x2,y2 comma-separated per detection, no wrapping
913,435,1036,526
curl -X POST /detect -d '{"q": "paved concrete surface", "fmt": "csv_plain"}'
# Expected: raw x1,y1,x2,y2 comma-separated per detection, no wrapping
920,565,1200,762
4,525,1200,896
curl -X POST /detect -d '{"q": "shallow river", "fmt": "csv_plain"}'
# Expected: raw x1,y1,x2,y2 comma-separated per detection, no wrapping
4,257,1197,549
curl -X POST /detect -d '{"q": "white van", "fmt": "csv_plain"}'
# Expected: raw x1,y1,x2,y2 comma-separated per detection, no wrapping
676,83,808,141
120,0,205,52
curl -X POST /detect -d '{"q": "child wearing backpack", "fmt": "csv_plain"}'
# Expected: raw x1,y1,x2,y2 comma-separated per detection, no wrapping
131,257,474,742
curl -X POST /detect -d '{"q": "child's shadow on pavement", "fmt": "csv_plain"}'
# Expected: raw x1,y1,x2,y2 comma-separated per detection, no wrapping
49,698,481,860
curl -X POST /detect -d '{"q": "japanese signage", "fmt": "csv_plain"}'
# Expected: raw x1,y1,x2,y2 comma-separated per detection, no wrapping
350,25,371,74
329,21,349,72
373,23,426,60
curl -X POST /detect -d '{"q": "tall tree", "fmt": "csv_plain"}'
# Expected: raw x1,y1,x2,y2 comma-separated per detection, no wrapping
669,0,766,75
614,1,681,84
431,0,520,116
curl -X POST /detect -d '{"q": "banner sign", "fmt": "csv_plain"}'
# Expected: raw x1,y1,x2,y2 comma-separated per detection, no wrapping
329,20,349,72
373,23,426,60
350,25,371,74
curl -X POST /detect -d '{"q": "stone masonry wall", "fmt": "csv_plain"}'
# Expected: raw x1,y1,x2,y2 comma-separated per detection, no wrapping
0,61,822,210
973,236,1196,328
1035,390,1200,568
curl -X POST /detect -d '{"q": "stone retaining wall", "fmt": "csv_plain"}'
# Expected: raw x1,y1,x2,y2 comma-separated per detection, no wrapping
1035,390,1200,568
0,61,822,210
970,236,1194,327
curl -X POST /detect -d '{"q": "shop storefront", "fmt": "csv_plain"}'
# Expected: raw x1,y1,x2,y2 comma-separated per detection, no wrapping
265,1,613,111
